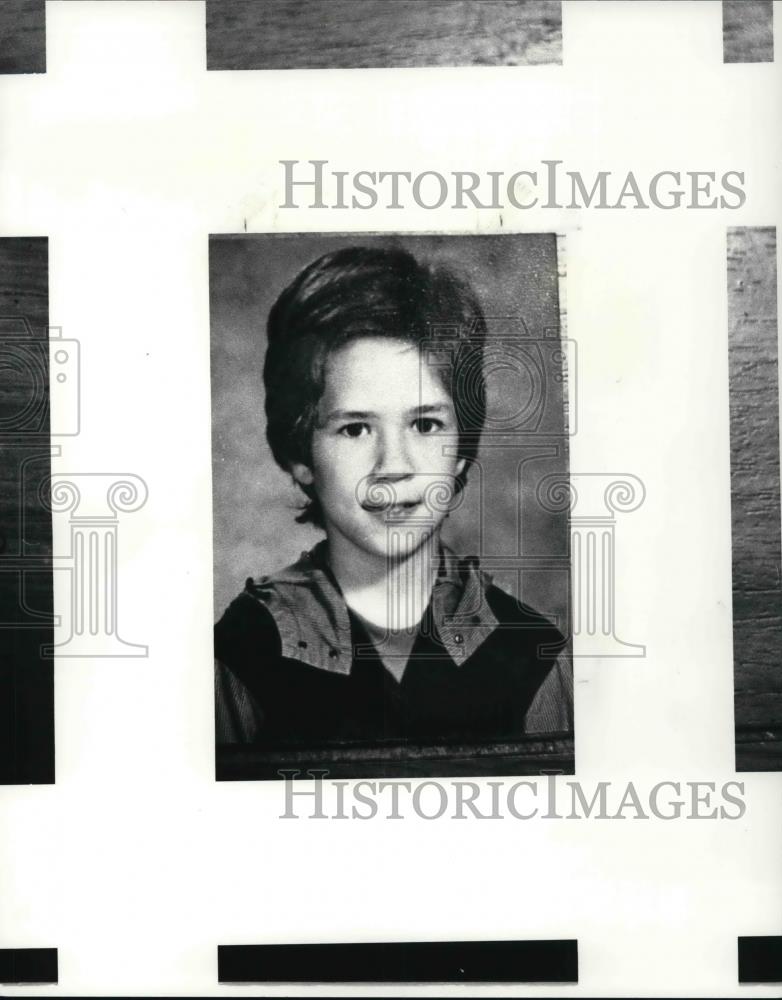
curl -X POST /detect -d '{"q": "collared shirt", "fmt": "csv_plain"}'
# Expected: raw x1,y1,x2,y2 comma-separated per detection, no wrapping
240,541,500,674
215,541,573,746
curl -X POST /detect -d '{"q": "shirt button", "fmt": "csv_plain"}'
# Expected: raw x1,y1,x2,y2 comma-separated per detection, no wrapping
328,649,339,659
297,640,308,649
454,633,464,645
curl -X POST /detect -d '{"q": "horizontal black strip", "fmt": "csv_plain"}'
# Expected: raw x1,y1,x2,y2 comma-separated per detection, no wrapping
219,939,577,984
739,936,782,983
0,948,57,984
206,0,562,71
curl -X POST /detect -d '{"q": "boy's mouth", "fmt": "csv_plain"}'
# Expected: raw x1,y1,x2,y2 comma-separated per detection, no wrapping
361,498,422,516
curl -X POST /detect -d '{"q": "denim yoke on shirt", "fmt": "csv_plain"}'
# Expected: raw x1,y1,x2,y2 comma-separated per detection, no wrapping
214,541,574,744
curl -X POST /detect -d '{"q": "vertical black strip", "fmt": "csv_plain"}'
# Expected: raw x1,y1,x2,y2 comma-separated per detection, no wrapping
723,0,774,63
218,939,578,984
0,237,54,784
0,949,58,985
0,0,45,74
738,936,782,983
728,228,782,770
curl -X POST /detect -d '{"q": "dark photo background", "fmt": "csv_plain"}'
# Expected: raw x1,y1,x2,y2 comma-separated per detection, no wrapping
210,232,570,639
0,237,53,784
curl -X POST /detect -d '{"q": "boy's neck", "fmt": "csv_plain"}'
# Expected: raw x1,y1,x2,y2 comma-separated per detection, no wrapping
326,532,438,633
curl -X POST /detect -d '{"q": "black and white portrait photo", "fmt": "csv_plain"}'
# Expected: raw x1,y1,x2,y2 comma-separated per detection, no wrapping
211,233,573,779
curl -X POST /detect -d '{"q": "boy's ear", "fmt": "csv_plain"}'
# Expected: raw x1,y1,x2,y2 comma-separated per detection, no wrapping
290,462,314,487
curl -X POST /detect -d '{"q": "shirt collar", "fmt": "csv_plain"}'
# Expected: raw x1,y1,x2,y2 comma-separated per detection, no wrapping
244,539,498,674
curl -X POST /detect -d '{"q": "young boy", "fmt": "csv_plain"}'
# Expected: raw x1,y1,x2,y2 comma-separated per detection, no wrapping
214,245,572,754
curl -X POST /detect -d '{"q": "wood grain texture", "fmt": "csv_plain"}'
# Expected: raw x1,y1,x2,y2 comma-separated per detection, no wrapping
735,724,782,771
723,0,774,64
206,0,562,70
0,0,45,74
727,227,781,768
0,237,53,784
217,734,575,780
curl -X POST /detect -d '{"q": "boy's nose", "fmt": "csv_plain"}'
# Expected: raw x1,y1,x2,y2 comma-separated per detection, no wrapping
373,428,414,480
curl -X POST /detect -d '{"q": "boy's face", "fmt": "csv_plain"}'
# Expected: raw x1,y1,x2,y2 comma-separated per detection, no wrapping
292,337,466,566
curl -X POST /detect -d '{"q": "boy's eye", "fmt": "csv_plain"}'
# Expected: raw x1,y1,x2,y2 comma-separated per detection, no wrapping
339,422,370,438
413,417,444,434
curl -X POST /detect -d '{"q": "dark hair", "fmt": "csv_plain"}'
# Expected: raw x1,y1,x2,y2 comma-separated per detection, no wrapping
264,245,487,527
